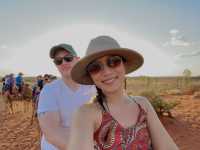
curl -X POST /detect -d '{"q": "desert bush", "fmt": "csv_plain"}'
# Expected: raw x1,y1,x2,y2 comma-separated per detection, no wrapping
140,90,179,117
151,97,180,117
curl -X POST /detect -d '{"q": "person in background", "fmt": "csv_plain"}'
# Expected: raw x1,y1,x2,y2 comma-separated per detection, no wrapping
68,36,179,150
37,75,44,90
37,43,96,150
32,85,41,104
1,75,7,95
5,73,15,95
15,72,24,94
43,74,51,85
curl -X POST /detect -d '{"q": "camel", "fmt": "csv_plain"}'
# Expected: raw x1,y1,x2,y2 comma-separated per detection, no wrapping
2,84,33,114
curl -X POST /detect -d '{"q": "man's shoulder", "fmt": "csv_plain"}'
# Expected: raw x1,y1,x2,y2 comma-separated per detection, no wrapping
41,79,62,92
80,85,97,96
80,84,96,90
44,79,62,87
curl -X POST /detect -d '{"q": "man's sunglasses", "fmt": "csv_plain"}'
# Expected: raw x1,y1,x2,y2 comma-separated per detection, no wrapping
53,55,74,65
86,56,125,75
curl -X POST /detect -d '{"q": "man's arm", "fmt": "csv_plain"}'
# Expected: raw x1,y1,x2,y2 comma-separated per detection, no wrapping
38,111,70,150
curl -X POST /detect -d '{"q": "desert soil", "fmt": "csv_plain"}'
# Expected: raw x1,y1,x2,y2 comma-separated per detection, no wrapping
0,93,200,150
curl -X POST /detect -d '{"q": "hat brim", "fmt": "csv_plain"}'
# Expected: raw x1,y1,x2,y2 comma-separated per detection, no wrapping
71,48,144,85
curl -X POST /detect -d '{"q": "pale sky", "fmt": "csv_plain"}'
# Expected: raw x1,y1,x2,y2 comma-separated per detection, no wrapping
0,0,200,77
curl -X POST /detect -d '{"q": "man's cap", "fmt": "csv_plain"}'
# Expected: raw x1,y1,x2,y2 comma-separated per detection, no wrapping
49,43,77,58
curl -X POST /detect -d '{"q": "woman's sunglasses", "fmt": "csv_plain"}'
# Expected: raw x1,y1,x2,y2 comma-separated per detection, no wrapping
86,56,125,75
54,55,74,65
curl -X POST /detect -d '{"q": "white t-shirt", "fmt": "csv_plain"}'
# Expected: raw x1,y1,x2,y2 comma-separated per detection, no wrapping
37,79,96,150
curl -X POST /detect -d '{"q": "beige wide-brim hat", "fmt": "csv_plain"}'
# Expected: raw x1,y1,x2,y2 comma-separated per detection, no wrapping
71,35,144,85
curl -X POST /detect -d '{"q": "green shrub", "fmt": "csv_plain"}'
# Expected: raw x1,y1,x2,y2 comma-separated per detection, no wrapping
150,96,179,117
140,90,179,117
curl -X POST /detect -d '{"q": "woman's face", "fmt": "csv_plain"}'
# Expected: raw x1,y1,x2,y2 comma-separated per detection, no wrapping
88,55,126,94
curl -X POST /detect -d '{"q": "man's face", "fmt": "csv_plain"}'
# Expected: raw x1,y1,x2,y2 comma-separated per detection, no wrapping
54,50,79,78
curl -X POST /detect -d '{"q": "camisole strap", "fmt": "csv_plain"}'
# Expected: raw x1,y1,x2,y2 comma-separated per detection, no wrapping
128,95,143,110
128,95,147,124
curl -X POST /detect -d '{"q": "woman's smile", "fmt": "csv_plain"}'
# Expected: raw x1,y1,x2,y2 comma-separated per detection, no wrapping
101,76,118,84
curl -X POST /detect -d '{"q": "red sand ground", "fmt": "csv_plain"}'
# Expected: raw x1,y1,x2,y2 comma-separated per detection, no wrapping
160,94,200,150
0,93,200,150
0,99,40,150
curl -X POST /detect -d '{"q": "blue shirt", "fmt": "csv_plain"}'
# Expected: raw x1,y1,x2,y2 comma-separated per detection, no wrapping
15,75,23,86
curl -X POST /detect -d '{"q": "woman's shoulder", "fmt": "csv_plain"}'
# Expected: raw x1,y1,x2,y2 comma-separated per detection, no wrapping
129,95,152,113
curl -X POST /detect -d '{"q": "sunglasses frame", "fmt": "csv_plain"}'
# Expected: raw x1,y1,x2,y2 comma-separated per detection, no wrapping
86,55,125,75
53,54,74,65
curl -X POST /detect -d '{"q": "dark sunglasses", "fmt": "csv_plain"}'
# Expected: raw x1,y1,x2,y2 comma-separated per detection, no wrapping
87,56,125,75
54,55,74,65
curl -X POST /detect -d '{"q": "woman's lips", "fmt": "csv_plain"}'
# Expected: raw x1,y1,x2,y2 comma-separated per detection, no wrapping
102,76,118,84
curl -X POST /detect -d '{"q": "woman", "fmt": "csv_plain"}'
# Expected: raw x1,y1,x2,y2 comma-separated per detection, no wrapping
68,36,179,150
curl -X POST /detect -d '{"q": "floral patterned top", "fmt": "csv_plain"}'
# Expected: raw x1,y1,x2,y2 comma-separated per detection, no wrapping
94,97,153,150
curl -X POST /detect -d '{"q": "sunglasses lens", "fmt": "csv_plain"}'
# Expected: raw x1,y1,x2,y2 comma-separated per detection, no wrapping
63,55,74,62
87,62,102,75
54,55,74,65
87,56,123,75
108,56,122,68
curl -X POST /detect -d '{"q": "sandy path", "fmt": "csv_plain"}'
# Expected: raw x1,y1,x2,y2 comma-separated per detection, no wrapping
0,96,40,150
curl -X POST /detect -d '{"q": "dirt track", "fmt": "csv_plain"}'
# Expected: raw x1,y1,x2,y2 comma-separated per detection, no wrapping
0,97,40,150
0,94,200,150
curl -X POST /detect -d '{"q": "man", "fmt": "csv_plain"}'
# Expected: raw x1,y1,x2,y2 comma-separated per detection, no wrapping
5,73,15,95
1,75,7,95
37,44,96,150
36,75,44,90
43,74,51,85
15,72,24,94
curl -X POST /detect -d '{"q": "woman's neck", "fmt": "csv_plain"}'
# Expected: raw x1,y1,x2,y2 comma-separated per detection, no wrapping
104,89,128,105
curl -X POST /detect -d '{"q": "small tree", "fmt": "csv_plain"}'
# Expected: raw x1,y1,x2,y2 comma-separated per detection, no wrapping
183,69,191,77
182,69,192,88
